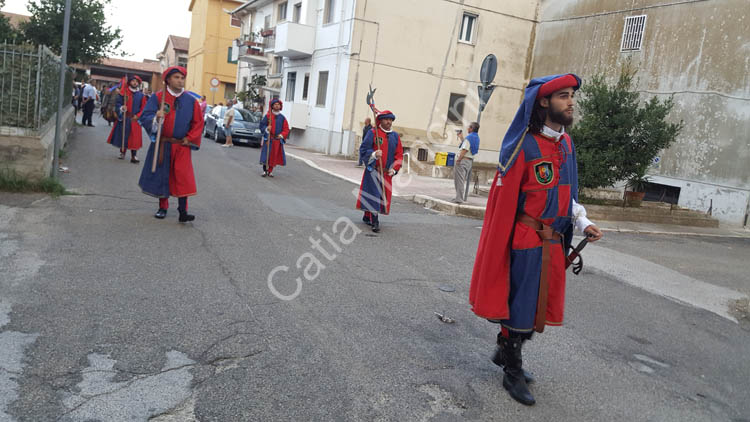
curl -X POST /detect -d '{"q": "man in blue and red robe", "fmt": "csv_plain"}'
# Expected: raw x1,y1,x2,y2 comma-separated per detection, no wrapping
355,110,403,233
107,75,147,163
470,74,603,405
259,98,290,177
137,66,204,223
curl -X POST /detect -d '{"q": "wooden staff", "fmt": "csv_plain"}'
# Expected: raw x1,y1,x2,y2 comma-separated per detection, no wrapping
366,85,387,212
121,78,127,155
151,82,167,173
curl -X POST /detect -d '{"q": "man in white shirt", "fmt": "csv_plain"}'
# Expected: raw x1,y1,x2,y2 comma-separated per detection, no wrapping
81,82,98,126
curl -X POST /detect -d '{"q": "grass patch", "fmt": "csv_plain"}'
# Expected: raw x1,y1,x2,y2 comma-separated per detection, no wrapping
58,148,68,159
0,169,68,197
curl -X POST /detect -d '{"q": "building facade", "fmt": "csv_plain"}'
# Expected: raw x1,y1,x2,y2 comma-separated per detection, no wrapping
532,0,750,225
157,35,190,72
232,0,540,159
187,0,244,103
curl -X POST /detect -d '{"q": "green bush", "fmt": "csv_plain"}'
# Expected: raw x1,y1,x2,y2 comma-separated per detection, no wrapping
0,169,67,197
569,63,683,192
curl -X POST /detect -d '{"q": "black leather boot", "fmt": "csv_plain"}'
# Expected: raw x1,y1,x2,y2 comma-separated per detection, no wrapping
492,333,536,383
154,209,167,219
371,214,380,232
178,210,195,222
362,213,372,226
499,336,535,406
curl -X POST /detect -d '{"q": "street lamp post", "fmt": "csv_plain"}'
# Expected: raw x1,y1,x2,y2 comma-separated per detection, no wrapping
52,0,72,180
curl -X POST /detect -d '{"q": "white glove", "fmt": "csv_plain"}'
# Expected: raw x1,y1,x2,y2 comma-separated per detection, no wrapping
387,169,396,176
120,105,127,113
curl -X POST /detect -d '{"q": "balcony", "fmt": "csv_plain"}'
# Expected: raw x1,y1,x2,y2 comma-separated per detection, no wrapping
274,22,315,58
236,40,268,66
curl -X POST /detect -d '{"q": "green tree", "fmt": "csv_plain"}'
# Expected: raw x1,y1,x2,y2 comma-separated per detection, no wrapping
20,0,123,64
236,74,267,105
569,63,683,192
0,0,23,42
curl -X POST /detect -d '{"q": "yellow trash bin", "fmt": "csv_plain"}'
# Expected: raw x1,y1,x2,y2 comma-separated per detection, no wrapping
435,152,448,166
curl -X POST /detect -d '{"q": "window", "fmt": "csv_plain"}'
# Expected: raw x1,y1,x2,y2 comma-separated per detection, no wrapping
242,76,248,91
316,71,329,107
459,13,476,43
177,56,188,68
302,73,309,100
286,72,296,102
225,83,236,100
324,0,335,24
278,2,288,22
293,3,302,23
227,47,237,64
273,56,283,75
230,14,241,28
620,15,647,52
447,93,466,123
264,15,271,29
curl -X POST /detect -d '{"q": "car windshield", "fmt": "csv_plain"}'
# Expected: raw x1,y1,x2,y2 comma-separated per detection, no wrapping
232,108,258,123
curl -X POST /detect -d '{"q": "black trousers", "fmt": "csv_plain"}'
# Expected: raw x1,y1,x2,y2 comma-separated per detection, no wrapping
82,100,95,125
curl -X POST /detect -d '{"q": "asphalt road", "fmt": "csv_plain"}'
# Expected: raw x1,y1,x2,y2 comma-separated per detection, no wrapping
1,120,749,421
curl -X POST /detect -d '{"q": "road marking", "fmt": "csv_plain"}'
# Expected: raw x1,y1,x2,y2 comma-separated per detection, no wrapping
586,245,747,323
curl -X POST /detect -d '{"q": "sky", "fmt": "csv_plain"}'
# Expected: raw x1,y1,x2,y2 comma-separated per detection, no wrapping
1,0,193,62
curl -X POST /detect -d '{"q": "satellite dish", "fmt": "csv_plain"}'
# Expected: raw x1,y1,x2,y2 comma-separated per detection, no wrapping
480,54,498,86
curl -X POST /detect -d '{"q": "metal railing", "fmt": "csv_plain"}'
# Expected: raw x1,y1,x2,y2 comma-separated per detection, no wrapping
0,41,74,132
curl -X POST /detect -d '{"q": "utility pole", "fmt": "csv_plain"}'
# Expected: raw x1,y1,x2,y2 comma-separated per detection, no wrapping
52,0,72,180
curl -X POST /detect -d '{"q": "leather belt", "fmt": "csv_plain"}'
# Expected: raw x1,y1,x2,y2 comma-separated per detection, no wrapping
157,137,188,166
516,213,561,333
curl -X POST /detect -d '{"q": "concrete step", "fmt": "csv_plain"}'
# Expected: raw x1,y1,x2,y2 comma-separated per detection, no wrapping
585,204,719,228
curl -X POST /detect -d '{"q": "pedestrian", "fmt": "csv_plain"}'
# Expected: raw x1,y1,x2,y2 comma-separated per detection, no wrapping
453,122,480,203
355,109,403,233
222,100,234,147
259,98,290,177
72,84,81,114
81,81,97,126
101,84,118,126
199,95,208,116
106,75,146,162
357,117,372,167
469,74,603,406
137,66,204,223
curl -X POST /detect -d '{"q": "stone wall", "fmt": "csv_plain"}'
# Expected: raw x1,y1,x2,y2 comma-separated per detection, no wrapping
0,106,75,180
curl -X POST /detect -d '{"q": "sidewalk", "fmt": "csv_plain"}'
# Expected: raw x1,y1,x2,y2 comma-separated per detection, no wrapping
285,145,750,238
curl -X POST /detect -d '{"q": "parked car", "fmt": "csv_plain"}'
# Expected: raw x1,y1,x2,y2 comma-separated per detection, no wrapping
203,106,262,147
203,105,213,122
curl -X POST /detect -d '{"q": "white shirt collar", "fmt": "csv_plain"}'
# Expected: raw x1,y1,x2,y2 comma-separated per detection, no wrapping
379,124,392,133
541,125,564,141
167,87,184,97
128,86,138,93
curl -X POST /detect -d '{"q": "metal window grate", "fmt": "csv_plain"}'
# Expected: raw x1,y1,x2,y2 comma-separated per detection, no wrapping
620,15,647,52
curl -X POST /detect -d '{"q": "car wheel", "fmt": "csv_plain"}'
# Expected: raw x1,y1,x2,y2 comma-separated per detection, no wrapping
213,128,219,142
203,124,209,138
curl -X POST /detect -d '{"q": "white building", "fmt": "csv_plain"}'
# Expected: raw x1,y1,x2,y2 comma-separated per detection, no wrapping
230,0,356,154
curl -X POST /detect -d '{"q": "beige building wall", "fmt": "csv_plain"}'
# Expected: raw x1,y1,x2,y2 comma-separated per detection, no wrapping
532,0,750,225
187,0,243,103
341,0,541,163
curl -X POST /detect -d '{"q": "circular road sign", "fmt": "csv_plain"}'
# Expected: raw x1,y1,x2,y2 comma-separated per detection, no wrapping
480,54,498,86
210,77,220,87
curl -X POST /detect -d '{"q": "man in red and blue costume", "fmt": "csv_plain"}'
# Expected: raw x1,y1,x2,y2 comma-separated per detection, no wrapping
355,110,403,233
470,74,603,406
107,75,147,163
137,66,203,222
259,98,290,177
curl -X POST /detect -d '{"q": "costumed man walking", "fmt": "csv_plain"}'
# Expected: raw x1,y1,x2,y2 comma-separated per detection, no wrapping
107,75,146,162
469,74,603,406
355,110,403,233
137,66,204,222
259,98,290,177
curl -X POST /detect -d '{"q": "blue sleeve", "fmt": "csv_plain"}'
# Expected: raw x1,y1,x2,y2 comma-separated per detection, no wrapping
139,94,159,136
115,95,124,119
360,130,374,163
259,115,268,139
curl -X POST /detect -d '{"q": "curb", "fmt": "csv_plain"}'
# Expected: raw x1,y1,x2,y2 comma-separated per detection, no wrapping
287,151,750,237
287,152,486,220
